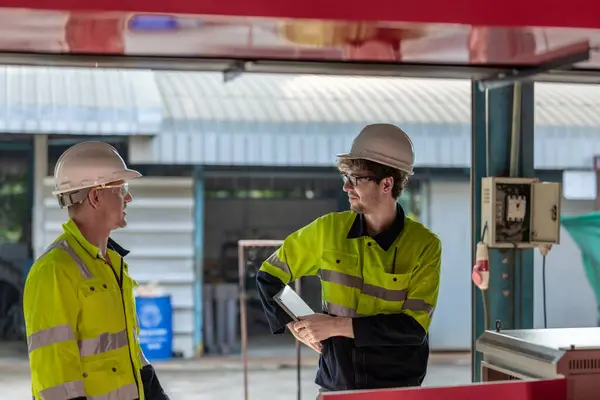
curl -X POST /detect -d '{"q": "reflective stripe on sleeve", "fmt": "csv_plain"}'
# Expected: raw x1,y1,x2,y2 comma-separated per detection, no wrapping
403,299,434,314
320,270,362,290
39,381,85,400
89,383,138,400
30,327,130,357
320,269,408,302
28,324,75,353
325,302,362,318
78,330,128,357
266,252,291,275
361,284,407,302
320,268,435,316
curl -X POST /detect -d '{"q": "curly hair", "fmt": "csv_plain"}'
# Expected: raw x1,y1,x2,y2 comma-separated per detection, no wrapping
336,158,409,199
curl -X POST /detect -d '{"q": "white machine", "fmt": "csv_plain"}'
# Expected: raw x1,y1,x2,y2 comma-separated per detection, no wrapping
481,177,561,248
475,178,599,400
476,326,600,400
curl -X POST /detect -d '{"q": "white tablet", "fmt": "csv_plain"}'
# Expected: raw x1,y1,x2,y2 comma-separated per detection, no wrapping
273,285,315,321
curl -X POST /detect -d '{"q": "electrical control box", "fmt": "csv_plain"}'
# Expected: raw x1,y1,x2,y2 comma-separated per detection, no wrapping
481,177,561,248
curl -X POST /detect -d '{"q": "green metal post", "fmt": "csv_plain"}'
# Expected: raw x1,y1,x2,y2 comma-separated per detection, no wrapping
193,166,205,356
470,81,535,382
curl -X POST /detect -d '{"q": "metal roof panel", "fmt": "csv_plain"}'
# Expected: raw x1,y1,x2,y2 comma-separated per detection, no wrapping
0,66,163,135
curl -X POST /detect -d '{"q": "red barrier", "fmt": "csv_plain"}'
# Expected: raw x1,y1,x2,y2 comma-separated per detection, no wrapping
319,379,567,400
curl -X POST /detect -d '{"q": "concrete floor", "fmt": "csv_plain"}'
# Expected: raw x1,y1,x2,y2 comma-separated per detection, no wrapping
0,352,472,399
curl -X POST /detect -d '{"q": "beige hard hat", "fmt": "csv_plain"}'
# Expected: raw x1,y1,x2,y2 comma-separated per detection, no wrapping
52,141,141,207
336,123,415,175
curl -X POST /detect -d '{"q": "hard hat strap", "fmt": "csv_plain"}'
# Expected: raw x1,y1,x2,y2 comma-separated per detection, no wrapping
57,189,89,209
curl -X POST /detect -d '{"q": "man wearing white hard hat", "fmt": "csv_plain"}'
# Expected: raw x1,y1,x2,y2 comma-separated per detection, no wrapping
23,142,170,400
256,124,442,393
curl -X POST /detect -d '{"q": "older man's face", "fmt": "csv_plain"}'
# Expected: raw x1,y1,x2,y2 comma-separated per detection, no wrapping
92,180,133,230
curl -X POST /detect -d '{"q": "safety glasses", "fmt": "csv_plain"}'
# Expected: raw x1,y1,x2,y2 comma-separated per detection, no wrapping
341,173,379,187
96,182,130,199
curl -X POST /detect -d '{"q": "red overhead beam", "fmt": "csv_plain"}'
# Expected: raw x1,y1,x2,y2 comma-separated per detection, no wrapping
0,0,599,29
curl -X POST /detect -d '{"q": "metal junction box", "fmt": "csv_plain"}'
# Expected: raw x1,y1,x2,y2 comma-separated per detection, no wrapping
481,177,561,248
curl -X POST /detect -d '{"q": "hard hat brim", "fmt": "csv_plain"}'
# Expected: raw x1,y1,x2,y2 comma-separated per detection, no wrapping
336,151,414,175
120,169,143,181
52,168,143,196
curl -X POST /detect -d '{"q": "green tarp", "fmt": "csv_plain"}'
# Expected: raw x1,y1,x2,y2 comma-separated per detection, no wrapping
561,212,600,311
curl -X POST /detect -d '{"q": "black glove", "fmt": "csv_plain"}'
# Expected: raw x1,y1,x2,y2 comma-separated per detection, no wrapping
141,365,170,400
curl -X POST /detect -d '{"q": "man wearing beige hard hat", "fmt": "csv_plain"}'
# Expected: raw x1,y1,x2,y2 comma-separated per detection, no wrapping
256,123,442,394
23,142,170,400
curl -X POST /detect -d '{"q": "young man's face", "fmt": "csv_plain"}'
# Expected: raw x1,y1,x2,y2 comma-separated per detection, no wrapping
341,168,393,214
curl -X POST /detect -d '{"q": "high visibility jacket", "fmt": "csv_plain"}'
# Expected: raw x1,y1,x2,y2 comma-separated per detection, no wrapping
407,212,419,222
24,218,168,400
256,205,442,391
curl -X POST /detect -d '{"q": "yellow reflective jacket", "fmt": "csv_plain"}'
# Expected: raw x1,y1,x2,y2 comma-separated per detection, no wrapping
24,219,163,400
407,212,419,222
256,205,442,391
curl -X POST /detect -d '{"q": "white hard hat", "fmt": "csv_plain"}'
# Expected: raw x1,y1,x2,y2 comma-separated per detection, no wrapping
52,141,141,207
336,123,415,175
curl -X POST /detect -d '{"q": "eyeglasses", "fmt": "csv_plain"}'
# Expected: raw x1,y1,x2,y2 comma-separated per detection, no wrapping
96,182,130,199
341,173,379,187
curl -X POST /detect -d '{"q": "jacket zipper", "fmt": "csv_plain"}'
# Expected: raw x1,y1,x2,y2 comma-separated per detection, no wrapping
106,257,141,398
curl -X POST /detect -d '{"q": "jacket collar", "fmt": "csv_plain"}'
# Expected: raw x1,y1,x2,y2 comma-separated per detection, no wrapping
108,238,130,257
347,203,405,251
63,218,130,258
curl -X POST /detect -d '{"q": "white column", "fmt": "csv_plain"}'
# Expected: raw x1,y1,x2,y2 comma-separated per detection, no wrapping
32,134,48,259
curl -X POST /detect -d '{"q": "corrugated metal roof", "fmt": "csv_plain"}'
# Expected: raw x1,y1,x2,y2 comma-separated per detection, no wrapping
157,72,471,126
0,66,163,135
145,121,469,168
3,66,599,169
156,72,600,127
153,73,472,167
146,72,600,169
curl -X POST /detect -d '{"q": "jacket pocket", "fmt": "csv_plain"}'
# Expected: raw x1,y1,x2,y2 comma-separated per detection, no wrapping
79,279,124,332
320,249,359,275
319,250,361,315
361,267,413,315
81,356,126,394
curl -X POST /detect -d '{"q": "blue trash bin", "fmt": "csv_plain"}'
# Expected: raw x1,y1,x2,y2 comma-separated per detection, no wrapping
135,295,173,361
